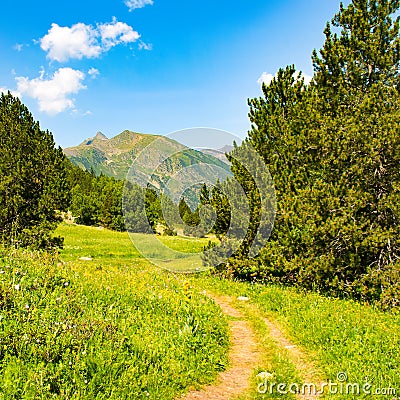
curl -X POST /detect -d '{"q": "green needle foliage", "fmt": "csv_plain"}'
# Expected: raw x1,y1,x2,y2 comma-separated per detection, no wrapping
313,0,399,112
0,92,69,249
218,0,400,310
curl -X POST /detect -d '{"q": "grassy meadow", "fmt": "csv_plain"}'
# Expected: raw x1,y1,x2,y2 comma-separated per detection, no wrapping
58,223,214,273
0,223,399,399
0,224,229,399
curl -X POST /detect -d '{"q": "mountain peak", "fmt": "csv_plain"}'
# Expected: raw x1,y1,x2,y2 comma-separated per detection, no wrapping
79,132,108,146
64,129,232,182
95,132,108,141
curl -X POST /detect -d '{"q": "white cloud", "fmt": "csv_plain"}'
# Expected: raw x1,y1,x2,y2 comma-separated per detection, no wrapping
40,19,140,62
138,41,153,51
99,18,140,50
16,68,86,115
257,72,275,86
88,67,100,78
40,23,101,62
305,74,313,85
125,0,153,11
258,70,313,86
14,44,24,52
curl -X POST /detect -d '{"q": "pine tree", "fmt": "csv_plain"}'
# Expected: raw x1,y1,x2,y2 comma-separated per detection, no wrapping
178,198,192,222
0,92,69,249
145,187,162,232
199,183,210,205
306,0,400,298
312,0,399,113
123,182,153,234
99,177,125,231
216,0,400,307
210,181,231,237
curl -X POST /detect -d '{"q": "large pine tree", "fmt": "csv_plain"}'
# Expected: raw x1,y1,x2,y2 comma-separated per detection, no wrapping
218,0,400,308
0,92,69,249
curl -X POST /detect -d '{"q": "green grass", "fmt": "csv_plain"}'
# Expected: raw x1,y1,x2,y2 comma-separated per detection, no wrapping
191,275,400,399
0,224,229,399
1,223,399,399
57,224,214,273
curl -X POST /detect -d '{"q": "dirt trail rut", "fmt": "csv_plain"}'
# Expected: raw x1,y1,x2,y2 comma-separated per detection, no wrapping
260,315,323,400
180,294,260,400
180,293,323,400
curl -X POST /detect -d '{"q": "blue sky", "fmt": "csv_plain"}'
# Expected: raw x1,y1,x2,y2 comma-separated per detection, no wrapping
1,0,341,148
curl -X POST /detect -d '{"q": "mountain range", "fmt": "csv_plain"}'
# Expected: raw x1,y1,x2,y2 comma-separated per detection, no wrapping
64,130,233,200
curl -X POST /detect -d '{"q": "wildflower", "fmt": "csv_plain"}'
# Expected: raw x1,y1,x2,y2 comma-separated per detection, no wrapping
14,284,20,291
25,304,30,310
64,281,69,287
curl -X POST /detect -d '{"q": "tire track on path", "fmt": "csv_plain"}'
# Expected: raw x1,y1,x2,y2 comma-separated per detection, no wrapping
179,293,324,400
180,294,260,400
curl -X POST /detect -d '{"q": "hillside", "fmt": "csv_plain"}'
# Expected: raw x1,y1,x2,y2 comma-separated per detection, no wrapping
64,131,232,192
198,145,233,164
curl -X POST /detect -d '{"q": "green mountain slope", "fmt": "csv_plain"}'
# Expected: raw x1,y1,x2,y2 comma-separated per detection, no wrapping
64,130,232,196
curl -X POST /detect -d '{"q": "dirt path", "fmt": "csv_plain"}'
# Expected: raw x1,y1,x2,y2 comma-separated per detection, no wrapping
261,316,323,400
179,293,323,400
180,294,261,400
